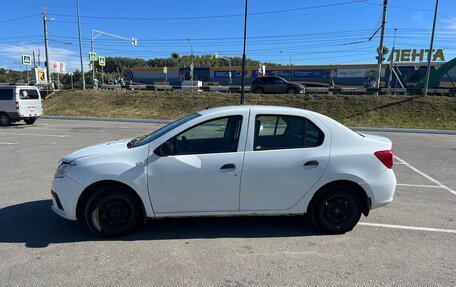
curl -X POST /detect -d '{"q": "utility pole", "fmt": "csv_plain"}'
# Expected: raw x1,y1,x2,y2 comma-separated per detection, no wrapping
376,0,387,90
240,0,248,105
43,0,51,88
424,0,439,97
186,38,194,87
76,0,85,89
387,28,397,91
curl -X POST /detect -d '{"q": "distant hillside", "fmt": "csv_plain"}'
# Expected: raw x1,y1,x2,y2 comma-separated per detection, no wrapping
44,90,456,130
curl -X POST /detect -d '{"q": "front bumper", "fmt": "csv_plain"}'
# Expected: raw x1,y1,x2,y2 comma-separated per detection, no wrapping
51,176,84,221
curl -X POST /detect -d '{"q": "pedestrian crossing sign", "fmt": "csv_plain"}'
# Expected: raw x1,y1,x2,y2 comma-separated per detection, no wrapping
22,54,32,65
89,52,97,61
98,56,106,66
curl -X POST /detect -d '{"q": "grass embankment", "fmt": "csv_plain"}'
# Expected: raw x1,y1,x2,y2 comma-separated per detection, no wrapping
44,90,456,130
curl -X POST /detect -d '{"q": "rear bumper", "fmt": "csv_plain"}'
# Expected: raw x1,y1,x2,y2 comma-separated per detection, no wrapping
360,169,396,209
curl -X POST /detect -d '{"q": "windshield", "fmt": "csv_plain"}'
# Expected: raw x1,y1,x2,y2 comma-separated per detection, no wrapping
134,113,200,147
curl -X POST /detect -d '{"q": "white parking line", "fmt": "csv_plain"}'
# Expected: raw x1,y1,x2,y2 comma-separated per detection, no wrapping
396,183,443,188
394,155,456,196
359,222,456,234
0,132,68,138
0,142,18,145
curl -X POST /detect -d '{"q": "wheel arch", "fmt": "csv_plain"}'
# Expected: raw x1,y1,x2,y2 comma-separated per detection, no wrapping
308,180,371,217
76,180,147,222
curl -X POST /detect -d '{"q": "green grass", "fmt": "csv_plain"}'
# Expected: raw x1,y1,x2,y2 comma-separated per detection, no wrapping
43,90,456,130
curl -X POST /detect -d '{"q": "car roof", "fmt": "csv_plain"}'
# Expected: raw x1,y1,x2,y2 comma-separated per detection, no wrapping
198,105,311,116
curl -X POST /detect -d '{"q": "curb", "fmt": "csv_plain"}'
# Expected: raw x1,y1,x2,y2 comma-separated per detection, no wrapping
40,116,456,135
40,115,172,124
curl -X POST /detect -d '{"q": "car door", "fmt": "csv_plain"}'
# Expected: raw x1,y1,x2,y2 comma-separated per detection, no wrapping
273,78,287,93
147,112,249,214
239,110,330,211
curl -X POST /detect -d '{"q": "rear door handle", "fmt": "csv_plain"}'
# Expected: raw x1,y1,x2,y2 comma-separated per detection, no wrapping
220,163,236,170
304,160,319,166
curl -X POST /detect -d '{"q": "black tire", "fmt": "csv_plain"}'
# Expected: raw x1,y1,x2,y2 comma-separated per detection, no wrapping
24,117,37,125
310,186,362,234
0,113,11,126
254,87,264,94
287,88,297,94
84,186,141,237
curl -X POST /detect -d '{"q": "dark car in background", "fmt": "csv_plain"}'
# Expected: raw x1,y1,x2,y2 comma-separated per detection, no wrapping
251,76,305,94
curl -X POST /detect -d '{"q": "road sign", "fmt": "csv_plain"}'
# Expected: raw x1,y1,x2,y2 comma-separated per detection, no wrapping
22,54,32,65
98,56,106,66
163,67,168,74
33,67,47,84
89,52,97,61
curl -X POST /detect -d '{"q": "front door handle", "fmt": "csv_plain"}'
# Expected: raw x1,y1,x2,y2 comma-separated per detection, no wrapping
220,163,236,170
304,160,319,166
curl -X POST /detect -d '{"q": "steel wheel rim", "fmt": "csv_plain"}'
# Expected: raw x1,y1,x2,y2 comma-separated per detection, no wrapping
98,198,133,228
322,196,351,225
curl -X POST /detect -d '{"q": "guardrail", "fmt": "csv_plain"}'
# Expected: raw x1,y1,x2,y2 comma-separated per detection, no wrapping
95,84,454,96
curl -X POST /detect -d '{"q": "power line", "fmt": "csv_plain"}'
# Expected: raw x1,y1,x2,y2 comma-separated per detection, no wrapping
50,0,376,21
0,13,41,24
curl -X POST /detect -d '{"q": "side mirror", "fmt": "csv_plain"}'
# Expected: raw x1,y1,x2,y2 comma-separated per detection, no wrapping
155,141,174,157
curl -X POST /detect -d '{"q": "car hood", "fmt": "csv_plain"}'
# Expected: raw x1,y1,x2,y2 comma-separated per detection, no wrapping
290,82,305,88
62,138,130,162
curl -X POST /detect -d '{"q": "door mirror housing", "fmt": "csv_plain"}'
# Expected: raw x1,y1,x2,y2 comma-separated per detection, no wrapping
155,141,174,157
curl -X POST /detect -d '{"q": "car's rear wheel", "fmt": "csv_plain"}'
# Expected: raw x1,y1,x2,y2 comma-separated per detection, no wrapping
0,113,11,126
24,117,36,125
254,87,264,94
310,186,362,234
84,186,141,237
287,88,297,94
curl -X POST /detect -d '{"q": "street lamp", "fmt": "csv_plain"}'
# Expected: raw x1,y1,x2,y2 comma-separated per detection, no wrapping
76,0,85,89
424,0,439,96
217,54,232,86
186,38,194,86
91,29,137,85
240,0,248,104
28,41,37,67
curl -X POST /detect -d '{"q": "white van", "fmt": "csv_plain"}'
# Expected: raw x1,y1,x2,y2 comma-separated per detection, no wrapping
0,85,43,126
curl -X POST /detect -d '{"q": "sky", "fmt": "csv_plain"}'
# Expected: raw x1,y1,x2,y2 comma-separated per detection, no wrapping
1,0,455,72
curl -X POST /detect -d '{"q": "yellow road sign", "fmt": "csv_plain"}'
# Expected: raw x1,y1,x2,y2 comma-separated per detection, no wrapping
98,56,106,66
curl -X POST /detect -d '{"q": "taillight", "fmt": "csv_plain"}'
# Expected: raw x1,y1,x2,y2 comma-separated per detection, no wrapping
16,101,19,110
374,150,393,169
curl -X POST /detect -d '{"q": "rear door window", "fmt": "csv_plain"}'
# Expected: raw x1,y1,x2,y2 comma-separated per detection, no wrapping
0,89,14,101
254,115,324,150
19,89,40,100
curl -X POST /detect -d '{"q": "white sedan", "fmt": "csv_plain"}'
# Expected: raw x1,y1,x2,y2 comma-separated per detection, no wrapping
51,106,396,237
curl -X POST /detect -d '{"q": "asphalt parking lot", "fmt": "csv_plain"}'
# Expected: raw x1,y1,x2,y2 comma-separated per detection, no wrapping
1,119,455,286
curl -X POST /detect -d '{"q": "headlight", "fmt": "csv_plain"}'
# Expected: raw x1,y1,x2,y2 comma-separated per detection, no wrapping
54,162,75,178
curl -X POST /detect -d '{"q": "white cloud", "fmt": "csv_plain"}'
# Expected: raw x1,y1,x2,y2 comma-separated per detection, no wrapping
0,44,90,72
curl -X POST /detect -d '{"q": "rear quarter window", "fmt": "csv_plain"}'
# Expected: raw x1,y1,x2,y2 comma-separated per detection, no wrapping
0,89,14,101
19,89,40,100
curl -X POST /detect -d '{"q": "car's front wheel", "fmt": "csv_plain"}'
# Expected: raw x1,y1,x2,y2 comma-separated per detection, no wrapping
287,88,297,94
310,186,362,234
84,186,141,237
